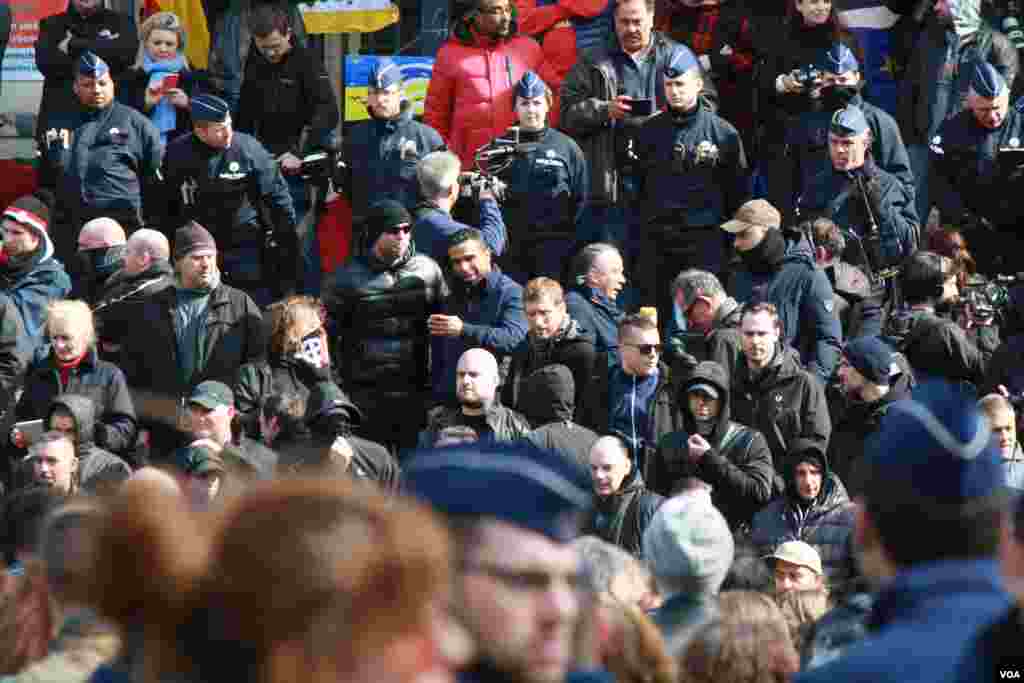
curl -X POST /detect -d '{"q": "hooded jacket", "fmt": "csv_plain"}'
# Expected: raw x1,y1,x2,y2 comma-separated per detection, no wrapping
0,235,72,352
519,364,601,467
47,395,131,494
750,451,857,595
324,243,447,397
650,360,774,531
341,106,445,219
423,12,544,167
503,315,598,417
94,259,175,364
0,296,28,423
897,308,987,387
731,344,832,472
729,231,842,382
17,346,137,457
583,467,664,558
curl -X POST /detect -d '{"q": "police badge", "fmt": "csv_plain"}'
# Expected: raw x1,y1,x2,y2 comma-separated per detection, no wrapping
694,141,720,166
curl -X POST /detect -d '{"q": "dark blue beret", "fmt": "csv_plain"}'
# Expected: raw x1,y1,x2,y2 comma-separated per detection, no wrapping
516,70,547,100
971,61,1007,99
403,441,593,542
864,380,1006,503
370,59,402,90
817,43,860,75
77,51,109,79
830,105,869,136
191,94,231,123
663,46,699,78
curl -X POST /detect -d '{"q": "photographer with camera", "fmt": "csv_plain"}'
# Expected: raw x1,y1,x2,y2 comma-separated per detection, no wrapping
341,59,445,223
161,94,299,307
490,72,588,284
930,63,1024,276
798,105,919,276
636,45,748,324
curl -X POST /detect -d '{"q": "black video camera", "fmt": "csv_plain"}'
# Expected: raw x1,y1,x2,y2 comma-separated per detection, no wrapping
299,150,347,189
794,65,823,91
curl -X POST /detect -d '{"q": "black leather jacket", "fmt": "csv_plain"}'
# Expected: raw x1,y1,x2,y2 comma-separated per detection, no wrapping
323,245,447,396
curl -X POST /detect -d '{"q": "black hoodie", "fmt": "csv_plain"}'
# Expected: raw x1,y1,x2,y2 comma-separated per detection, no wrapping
47,394,131,494
519,365,600,469
650,360,775,531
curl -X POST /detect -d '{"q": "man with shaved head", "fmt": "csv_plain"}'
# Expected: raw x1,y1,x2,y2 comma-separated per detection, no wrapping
93,228,174,364
420,347,531,446
74,216,127,302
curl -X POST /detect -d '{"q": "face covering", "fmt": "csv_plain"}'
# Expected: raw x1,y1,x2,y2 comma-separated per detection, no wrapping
695,416,716,436
76,245,126,282
738,228,786,275
821,84,859,109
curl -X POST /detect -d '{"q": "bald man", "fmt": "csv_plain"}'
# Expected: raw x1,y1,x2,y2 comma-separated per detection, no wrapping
93,228,175,364
420,348,531,446
74,217,127,302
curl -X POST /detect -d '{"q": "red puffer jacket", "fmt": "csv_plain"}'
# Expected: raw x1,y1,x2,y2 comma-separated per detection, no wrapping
423,18,543,168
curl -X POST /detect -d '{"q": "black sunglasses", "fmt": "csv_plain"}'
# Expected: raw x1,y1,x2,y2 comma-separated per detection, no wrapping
624,343,662,355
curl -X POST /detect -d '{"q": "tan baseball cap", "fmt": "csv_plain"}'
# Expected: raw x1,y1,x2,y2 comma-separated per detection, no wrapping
721,199,782,234
764,540,824,575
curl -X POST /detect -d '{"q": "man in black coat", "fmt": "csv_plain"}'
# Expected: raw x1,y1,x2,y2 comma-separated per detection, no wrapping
517,364,600,468
503,277,597,417
668,268,743,385
650,360,774,532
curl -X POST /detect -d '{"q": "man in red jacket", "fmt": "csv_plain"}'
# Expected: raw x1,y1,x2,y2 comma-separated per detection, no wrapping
424,0,543,168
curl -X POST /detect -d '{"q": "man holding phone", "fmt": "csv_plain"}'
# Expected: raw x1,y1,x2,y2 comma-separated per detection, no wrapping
561,0,718,307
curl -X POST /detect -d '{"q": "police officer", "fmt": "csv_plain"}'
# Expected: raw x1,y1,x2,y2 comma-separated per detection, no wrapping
493,71,588,284
930,62,1024,276
786,44,913,209
637,46,748,322
799,105,919,277
161,94,298,306
341,59,445,221
45,52,162,269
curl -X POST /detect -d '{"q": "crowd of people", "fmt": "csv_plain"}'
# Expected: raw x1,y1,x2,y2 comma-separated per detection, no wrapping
2,0,1024,679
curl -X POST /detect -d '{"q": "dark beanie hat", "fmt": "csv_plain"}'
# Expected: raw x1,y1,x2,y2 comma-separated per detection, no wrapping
843,336,894,386
4,195,53,259
173,221,217,260
364,200,412,244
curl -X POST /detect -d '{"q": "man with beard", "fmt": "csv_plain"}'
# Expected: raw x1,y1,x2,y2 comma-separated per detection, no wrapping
323,200,447,451
493,71,589,283
649,360,774,532
430,228,527,403
45,53,162,266
93,229,174,365
636,45,748,323
341,59,444,222
421,348,531,445
884,250,988,387
786,44,913,205
72,217,125,304
34,0,138,191
423,0,543,167
404,440,610,683
585,434,664,558
503,277,597,419
827,336,911,497
724,199,841,383
930,63,1024,275
798,105,919,276
121,222,263,457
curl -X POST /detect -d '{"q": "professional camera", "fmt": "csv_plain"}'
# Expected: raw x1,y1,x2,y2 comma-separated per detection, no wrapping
955,274,1020,326
457,171,507,203
794,65,823,91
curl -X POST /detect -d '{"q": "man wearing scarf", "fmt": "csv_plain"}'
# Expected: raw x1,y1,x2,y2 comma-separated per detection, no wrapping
897,0,1018,220
0,194,72,353
723,199,841,383
72,217,125,304
787,44,914,204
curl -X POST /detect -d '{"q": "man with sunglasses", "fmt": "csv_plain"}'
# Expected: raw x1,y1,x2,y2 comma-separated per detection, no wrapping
324,200,447,451
578,312,675,476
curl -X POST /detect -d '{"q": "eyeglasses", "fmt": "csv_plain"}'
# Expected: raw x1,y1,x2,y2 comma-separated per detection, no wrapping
623,343,662,355
463,562,581,593
387,224,413,235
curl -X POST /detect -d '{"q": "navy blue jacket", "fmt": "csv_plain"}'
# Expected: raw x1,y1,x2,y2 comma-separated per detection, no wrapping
729,235,842,381
638,104,748,226
49,101,162,215
930,103,1024,226
787,93,914,201
798,160,919,271
565,285,624,369
342,108,445,219
16,346,137,455
0,255,72,353
431,269,527,402
795,559,1010,683
412,200,507,267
